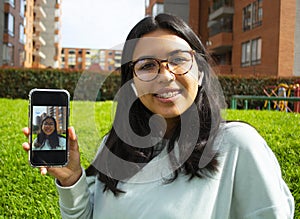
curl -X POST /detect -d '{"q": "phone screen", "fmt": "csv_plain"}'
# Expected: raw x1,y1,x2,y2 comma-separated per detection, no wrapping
29,89,69,167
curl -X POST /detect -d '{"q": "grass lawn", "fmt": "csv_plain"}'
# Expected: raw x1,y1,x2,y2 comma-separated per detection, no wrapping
0,98,299,218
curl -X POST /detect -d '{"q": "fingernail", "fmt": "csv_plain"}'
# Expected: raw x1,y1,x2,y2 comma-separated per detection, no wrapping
41,168,47,175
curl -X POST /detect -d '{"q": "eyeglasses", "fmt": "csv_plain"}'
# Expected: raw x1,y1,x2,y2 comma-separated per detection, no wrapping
43,122,55,126
131,50,194,82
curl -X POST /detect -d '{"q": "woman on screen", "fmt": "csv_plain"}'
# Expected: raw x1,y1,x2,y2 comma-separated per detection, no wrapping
33,116,66,150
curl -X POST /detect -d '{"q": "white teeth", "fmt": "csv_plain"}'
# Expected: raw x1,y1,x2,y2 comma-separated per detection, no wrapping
156,91,179,98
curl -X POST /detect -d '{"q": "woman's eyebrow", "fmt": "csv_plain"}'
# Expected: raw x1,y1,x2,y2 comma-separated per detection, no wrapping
134,55,156,60
134,50,188,61
167,49,186,56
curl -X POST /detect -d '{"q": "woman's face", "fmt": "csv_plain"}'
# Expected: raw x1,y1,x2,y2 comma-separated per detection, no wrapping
132,29,199,120
42,118,55,135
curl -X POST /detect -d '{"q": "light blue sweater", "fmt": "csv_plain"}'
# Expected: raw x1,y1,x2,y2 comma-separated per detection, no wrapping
56,122,294,219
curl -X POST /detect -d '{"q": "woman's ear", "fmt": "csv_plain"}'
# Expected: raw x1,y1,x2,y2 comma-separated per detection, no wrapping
198,71,204,86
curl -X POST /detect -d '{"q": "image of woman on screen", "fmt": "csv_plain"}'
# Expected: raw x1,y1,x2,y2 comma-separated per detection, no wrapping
33,116,66,150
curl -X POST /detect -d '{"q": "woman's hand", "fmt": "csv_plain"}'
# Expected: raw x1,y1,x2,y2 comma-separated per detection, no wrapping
22,127,82,187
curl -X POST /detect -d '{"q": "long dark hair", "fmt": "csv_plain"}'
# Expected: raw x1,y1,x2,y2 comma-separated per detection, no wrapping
86,13,225,195
34,116,60,149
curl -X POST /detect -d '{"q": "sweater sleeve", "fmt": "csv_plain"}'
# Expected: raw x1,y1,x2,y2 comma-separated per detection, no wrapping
56,168,96,219
226,123,295,219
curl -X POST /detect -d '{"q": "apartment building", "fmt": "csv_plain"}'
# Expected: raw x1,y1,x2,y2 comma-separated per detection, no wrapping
61,47,122,72
0,0,26,67
39,0,61,68
61,48,91,70
0,0,61,68
145,0,300,77
25,0,61,68
23,0,33,67
0,0,4,66
91,49,121,72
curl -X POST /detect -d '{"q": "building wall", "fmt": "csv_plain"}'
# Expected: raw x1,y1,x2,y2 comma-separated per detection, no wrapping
232,0,281,76
154,0,297,77
94,49,121,72
164,0,189,23
189,0,210,46
2,0,25,67
0,0,4,66
40,0,61,68
32,0,47,68
24,0,34,68
294,0,300,76
61,48,91,70
277,0,296,77
61,47,121,72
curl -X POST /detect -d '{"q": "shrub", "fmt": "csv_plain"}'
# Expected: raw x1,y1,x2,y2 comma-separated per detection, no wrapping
1,68,300,109
0,68,120,101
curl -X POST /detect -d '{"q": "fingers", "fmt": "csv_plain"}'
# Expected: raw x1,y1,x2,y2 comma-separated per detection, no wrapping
22,142,30,152
68,127,78,151
22,127,30,152
22,127,30,137
40,167,48,175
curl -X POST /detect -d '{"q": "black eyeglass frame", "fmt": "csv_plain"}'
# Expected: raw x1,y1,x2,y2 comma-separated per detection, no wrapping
130,50,195,82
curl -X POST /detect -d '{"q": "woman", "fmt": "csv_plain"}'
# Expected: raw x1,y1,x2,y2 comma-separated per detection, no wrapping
33,116,66,150
23,14,294,218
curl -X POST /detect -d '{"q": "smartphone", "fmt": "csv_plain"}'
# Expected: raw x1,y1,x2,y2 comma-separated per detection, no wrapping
29,89,70,167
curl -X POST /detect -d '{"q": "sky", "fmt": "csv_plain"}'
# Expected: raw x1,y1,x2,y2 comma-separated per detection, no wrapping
61,0,146,50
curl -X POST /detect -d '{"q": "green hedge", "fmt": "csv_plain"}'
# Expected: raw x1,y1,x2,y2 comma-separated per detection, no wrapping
1,68,300,109
0,68,120,101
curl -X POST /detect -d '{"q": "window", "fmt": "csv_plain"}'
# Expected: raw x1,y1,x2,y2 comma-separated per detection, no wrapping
19,24,25,44
4,13,15,36
243,5,252,31
54,35,60,43
20,0,25,17
241,38,262,67
55,21,60,30
243,0,263,31
252,0,263,28
68,56,76,65
55,9,60,17
3,43,14,66
241,41,251,66
251,38,262,65
152,3,164,16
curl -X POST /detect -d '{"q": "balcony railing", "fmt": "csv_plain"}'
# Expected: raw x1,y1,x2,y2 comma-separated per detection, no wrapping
209,21,232,37
34,20,46,32
211,0,233,12
34,5,46,19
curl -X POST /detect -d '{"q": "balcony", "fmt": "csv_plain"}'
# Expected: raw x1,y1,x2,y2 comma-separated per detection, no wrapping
34,5,46,19
33,34,46,46
207,32,232,54
35,0,47,5
209,18,232,37
209,0,234,21
34,20,46,32
33,49,46,59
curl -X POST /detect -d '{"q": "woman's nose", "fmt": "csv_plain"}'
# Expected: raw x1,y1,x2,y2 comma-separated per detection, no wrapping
158,63,175,82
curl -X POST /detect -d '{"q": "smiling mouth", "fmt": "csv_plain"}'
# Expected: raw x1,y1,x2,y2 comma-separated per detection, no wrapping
154,90,181,99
